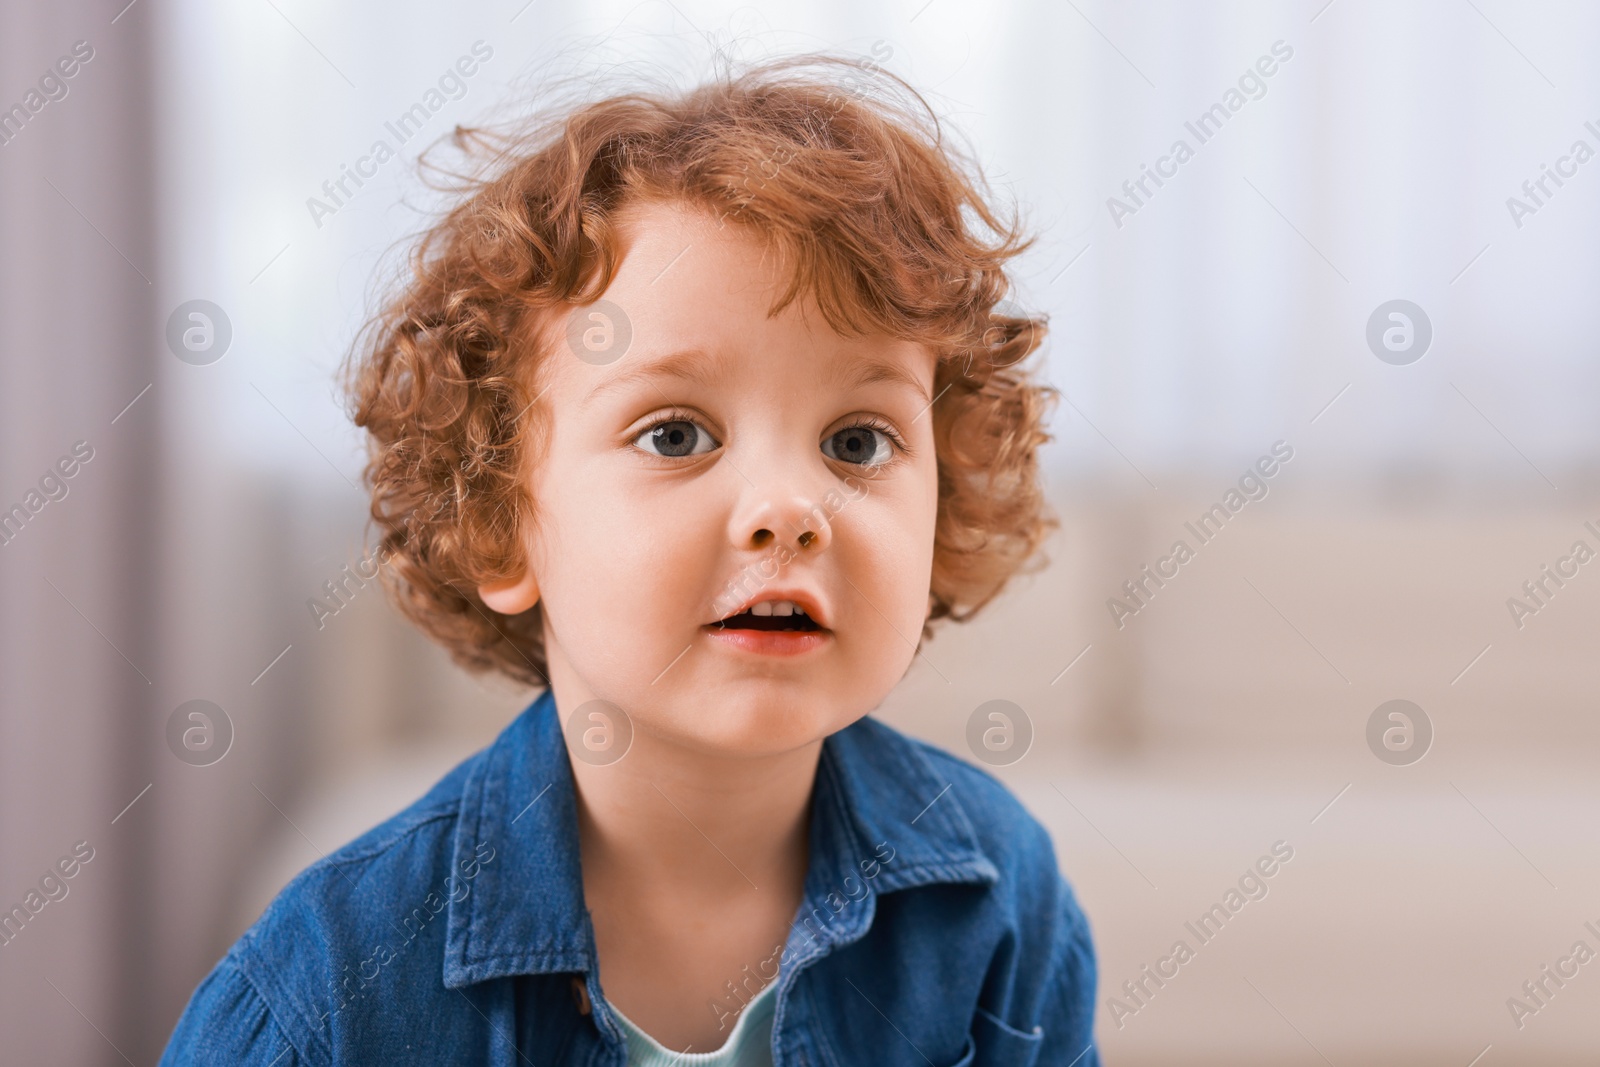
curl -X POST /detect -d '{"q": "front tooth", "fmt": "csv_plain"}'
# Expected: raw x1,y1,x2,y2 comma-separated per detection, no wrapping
771,600,794,617
752,601,774,616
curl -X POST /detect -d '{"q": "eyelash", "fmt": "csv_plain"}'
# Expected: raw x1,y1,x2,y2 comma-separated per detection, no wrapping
633,409,907,460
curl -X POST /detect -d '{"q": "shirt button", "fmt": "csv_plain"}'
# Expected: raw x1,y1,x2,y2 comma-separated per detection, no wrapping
570,976,592,1015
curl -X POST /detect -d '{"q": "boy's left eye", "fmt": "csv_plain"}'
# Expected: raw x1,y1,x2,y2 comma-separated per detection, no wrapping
821,424,897,467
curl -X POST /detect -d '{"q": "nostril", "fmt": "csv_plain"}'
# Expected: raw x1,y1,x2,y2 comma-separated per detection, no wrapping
752,529,774,547
798,530,817,548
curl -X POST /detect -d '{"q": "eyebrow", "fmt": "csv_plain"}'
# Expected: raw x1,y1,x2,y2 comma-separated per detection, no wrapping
826,354,932,405
584,347,932,406
584,347,728,406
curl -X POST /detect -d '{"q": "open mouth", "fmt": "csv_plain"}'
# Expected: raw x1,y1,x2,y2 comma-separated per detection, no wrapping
706,596,829,656
714,610,823,633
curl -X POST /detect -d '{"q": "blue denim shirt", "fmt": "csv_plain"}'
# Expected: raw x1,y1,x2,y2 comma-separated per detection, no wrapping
158,689,1100,1066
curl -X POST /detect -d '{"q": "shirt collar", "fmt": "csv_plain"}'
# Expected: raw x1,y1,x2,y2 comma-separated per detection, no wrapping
443,689,998,989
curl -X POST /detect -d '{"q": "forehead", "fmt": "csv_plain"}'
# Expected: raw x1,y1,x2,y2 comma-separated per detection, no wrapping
543,198,937,401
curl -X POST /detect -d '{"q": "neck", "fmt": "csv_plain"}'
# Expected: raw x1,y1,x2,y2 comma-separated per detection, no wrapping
567,718,821,897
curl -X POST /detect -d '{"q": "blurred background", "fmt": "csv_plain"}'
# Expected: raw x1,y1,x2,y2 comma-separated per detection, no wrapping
2,0,1598,1063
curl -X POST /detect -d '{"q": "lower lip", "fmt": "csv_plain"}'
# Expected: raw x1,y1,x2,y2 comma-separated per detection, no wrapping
703,625,831,657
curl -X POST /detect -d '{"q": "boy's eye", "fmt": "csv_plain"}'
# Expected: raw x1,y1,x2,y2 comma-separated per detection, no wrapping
635,419,718,458
821,424,895,468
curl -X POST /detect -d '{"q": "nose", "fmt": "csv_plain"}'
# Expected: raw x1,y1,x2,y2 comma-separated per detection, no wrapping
728,485,835,556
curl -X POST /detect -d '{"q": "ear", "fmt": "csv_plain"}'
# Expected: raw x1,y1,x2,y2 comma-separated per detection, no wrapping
478,569,541,615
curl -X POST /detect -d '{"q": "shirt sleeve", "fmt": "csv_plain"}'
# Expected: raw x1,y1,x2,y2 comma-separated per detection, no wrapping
157,955,309,1067
1037,880,1100,1067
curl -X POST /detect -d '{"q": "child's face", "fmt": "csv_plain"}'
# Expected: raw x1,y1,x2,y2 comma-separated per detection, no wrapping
481,200,941,758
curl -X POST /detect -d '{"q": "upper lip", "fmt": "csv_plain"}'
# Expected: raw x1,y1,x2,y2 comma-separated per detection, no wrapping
711,588,831,629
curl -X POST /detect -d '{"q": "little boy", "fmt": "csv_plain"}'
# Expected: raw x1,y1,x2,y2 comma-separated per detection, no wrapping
159,53,1098,1066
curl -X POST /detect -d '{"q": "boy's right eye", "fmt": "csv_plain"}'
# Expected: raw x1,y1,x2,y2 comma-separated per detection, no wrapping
633,418,719,458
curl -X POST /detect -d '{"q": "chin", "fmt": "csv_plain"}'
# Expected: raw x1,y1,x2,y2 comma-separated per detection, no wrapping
675,694,847,757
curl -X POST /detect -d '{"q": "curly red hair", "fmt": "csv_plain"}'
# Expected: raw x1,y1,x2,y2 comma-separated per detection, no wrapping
345,52,1060,687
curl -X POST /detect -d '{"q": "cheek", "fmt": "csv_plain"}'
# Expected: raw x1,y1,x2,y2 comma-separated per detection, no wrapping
845,469,939,633
823,473,938,710
535,468,721,672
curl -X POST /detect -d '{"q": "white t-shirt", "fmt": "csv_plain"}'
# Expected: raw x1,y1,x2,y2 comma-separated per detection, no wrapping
609,980,778,1067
